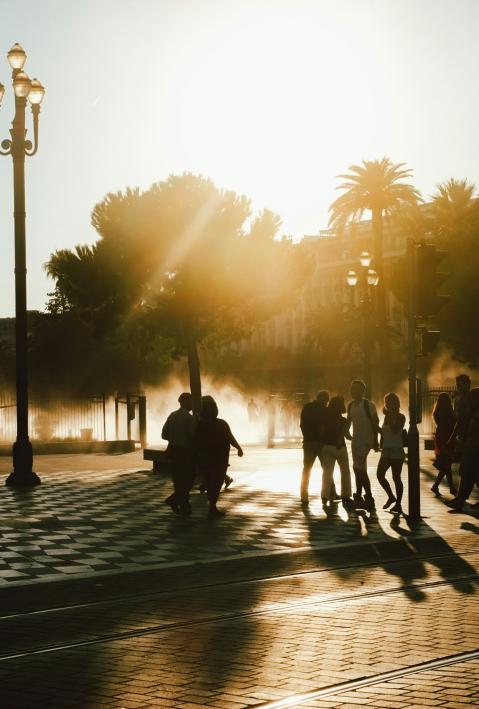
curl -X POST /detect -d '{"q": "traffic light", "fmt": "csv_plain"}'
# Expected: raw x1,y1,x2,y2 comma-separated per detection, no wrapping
415,244,449,316
416,327,441,356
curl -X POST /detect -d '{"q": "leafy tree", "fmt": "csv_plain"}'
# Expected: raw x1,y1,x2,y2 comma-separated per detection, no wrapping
329,157,421,326
45,174,309,409
429,179,479,365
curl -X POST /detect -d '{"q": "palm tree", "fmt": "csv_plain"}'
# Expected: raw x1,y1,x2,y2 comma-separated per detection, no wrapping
431,178,478,244
329,157,421,325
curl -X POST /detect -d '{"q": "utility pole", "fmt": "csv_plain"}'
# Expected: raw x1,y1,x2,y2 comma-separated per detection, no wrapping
407,238,421,522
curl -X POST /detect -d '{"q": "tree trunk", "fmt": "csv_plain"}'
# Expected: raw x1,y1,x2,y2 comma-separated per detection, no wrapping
372,207,387,327
187,333,202,415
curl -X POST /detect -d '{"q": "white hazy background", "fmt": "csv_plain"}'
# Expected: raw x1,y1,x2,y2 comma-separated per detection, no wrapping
0,0,478,316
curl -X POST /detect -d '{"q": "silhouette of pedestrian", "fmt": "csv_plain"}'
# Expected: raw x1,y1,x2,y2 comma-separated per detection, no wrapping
321,396,354,511
247,397,259,424
195,395,243,519
449,387,479,513
346,380,380,510
376,393,406,513
162,392,197,516
431,392,457,496
300,390,328,506
449,374,473,509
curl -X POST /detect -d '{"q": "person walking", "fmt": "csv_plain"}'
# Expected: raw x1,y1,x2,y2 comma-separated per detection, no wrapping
449,387,479,513
376,393,407,513
162,392,197,515
321,396,354,511
195,396,243,519
300,390,333,506
449,374,472,508
431,392,457,496
346,380,380,510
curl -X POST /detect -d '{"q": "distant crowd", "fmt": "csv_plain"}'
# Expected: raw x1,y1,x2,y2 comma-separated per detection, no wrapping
160,374,479,518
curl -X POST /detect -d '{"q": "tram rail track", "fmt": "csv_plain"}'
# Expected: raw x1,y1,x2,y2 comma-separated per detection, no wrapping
1,546,477,622
256,648,479,708
1,571,477,663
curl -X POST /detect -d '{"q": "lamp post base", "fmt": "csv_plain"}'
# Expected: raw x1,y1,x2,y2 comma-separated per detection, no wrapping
6,439,41,487
6,470,41,487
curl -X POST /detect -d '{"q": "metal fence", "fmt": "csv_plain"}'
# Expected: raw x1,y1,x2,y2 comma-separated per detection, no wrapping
419,386,457,436
0,394,106,443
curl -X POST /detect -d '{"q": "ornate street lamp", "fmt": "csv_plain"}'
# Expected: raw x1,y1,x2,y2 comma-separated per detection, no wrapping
1,43,45,487
345,251,379,399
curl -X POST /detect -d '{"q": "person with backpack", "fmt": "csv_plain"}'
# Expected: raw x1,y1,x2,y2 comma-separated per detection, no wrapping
376,393,407,513
346,380,380,510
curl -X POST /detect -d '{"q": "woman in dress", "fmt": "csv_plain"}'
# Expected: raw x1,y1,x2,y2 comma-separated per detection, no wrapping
431,392,457,496
376,393,406,513
195,396,243,519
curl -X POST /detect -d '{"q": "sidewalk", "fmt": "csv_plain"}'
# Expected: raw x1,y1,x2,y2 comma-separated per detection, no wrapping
0,446,477,588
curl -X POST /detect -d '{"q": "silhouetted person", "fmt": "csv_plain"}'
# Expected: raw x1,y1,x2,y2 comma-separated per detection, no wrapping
195,395,243,519
449,387,479,513
321,396,354,510
431,392,457,496
376,393,406,513
300,390,337,505
162,392,197,515
449,374,474,509
247,398,259,424
346,380,380,510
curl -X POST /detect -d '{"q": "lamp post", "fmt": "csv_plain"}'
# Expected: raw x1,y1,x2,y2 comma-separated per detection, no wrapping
0,43,45,487
346,251,379,399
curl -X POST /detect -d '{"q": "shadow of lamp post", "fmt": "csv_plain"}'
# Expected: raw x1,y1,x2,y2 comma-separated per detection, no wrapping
0,43,45,487
346,251,379,399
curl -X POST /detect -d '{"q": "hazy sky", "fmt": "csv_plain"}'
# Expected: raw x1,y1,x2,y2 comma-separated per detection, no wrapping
0,0,478,315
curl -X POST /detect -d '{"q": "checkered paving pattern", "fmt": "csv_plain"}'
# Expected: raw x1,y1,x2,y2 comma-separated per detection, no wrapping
0,447,477,586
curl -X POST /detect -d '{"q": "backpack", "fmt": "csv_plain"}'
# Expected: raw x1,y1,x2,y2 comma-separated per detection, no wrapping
347,399,379,451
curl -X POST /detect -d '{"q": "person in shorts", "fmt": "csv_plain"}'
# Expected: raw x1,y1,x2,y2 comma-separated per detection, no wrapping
376,392,406,513
346,380,380,510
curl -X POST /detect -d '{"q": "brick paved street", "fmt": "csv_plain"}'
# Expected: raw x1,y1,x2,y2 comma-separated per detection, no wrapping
0,446,478,708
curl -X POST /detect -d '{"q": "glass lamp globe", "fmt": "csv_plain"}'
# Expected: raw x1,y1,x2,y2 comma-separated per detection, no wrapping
360,251,371,268
28,78,45,105
346,270,358,287
367,269,379,286
7,43,27,70
13,71,31,98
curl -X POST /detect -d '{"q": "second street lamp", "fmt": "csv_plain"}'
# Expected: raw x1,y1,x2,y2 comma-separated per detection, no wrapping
346,251,379,399
0,43,45,487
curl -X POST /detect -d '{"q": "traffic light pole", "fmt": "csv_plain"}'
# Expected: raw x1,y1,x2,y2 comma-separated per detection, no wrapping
407,238,421,523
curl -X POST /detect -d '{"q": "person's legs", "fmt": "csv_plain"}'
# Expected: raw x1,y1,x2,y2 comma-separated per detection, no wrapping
376,457,395,507
390,459,404,510
451,453,475,510
172,449,196,514
301,442,318,502
207,467,227,517
320,445,336,503
336,446,352,500
352,445,372,502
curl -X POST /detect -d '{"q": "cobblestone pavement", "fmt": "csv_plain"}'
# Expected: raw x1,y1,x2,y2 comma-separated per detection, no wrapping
1,447,478,708
0,447,477,587
300,659,479,708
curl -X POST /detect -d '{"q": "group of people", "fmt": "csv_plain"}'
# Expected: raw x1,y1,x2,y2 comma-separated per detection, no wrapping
161,373,479,521
432,373,479,512
162,392,242,519
300,380,406,513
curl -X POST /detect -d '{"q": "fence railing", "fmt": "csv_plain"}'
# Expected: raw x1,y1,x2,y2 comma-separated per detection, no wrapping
0,394,106,443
